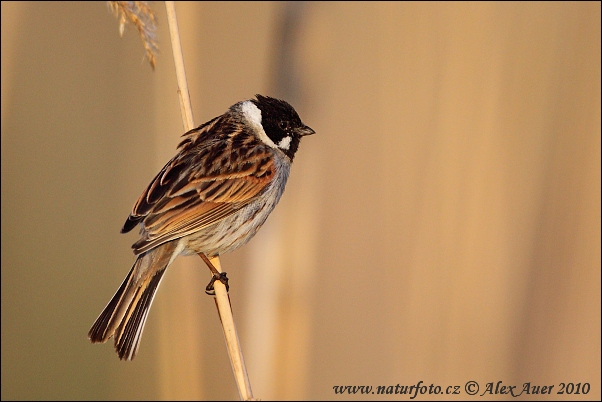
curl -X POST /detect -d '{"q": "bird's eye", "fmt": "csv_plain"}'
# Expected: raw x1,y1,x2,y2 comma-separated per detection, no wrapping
279,121,289,130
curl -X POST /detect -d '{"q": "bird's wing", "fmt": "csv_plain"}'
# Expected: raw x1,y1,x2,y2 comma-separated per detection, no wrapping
122,122,276,254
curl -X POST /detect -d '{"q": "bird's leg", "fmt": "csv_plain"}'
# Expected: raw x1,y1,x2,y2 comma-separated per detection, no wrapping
198,253,229,295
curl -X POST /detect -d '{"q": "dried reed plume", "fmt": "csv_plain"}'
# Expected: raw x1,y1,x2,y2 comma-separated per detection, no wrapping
108,1,158,68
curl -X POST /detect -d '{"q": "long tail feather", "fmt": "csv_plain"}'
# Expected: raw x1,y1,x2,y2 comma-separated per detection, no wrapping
88,241,178,360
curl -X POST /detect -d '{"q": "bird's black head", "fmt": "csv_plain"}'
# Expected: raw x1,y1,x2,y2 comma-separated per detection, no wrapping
249,94,315,160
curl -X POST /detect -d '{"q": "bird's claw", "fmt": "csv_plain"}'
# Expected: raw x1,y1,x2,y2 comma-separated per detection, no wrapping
205,272,229,295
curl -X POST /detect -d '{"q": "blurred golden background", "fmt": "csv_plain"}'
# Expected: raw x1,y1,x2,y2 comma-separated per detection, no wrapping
1,2,600,400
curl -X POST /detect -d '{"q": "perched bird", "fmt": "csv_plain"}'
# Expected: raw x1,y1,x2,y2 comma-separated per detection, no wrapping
89,95,315,360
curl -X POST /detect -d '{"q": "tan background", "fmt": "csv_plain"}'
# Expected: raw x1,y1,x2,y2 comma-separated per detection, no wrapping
1,1,600,400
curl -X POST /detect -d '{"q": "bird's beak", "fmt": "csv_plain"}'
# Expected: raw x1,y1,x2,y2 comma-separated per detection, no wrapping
298,125,316,137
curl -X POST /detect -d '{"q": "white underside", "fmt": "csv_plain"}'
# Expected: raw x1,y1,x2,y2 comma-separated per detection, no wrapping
180,152,291,257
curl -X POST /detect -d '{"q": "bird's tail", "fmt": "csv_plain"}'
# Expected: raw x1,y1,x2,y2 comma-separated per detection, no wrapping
88,241,178,360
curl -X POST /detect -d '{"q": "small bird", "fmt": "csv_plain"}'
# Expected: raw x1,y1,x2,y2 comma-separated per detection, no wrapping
89,95,314,360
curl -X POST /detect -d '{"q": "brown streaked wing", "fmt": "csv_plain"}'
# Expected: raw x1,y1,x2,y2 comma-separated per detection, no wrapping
130,150,276,254
121,116,229,233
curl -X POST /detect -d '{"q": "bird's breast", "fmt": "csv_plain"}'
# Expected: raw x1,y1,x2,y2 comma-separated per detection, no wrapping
183,154,291,257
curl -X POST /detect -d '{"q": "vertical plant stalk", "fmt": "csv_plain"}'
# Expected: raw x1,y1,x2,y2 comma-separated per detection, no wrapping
164,1,194,130
164,2,253,400
210,256,254,401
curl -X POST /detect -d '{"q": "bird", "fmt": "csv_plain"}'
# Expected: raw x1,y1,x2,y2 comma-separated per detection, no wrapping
88,95,315,360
